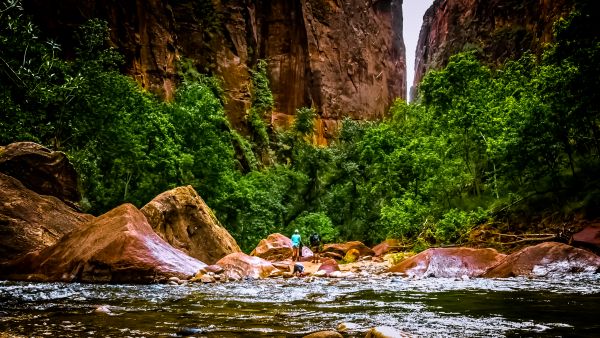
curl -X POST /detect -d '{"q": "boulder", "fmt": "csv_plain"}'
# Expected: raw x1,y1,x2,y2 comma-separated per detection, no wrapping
317,258,340,275
322,241,375,259
216,252,275,280
2,204,206,283
572,225,600,249
302,331,343,338
0,173,93,264
343,249,360,263
365,326,411,338
372,239,402,257
483,242,600,278
250,233,293,261
0,142,81,204
388,247,506,278
141,186,240,264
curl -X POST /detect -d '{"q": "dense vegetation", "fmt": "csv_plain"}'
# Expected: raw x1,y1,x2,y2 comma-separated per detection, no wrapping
1,0,598,252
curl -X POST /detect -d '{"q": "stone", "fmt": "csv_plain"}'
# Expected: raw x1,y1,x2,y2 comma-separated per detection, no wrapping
317,258,340,275
0,142,81,204
483,242,600,278
302,331,343,338
200,275,216,283
343,248,360,263
216,252,275,281
388,247,506,278
372,239,402,257
321,252,344,261
92,305,111,315
2,204,206,283
0,173,93,264
322,241,375,259
250,233,293,262
365,326,411,338
141,185,240,265
572,225,600,249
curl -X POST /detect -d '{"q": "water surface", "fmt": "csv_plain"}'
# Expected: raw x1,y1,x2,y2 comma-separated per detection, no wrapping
1,274,599,337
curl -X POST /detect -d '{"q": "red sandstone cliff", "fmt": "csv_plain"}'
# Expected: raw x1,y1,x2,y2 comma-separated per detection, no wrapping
412,0,575,97
24,0,406,142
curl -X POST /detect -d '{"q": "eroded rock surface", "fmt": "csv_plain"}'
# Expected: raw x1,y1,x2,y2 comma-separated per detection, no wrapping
322,241,375,259
250,233,294,261
141,185,240,265
483,242,600,278
0,173,93,264
24,0,406,143
216,252,275,281
388,247,506,278
0,142,81,204
413,0,575,96
3,204,205,283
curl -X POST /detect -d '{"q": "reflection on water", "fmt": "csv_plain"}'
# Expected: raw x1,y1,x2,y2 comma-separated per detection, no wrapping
1,274,599,337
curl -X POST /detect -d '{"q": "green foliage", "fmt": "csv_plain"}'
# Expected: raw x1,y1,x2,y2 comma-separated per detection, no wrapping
288,212,339,243
1,0,597,252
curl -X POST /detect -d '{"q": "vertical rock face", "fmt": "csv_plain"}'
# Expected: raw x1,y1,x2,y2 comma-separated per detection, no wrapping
412,0,575,95
24,0,406,142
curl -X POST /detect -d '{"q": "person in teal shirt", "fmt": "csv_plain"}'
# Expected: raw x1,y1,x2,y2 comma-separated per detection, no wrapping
291,229,301,261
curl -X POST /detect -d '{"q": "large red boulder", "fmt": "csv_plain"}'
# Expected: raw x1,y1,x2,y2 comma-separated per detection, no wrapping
0,173,93,264
2,204,206,283
216,252,275,280
372,239,402,257
322,241,375,258
141,186,241,264
317,258,340,274
250,233,294,261
572,225,600,249
483,242,600,278
389,247,507,278
0,142,81,204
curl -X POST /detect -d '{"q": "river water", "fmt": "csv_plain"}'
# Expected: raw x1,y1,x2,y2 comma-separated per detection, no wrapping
1,274,599,337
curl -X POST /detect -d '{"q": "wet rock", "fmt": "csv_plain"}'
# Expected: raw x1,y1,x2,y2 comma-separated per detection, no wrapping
372,239,402,257
343,249,361,263
318,258,340,275
365,326,411,338
92,305,111,315
388,247,506,278
216,252,275,280
0,142,81,204
250,233,294,261
303,331,343,338
200,275,216,283
322,241,375,259
3,204,206,283
313,270,327,277
572,225,600,250
321,252,344,261
141,186,240,265
0,173,93,264
483,242,600,278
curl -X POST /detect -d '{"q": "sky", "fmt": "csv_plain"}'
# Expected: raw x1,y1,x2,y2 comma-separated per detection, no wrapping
403,0,435,99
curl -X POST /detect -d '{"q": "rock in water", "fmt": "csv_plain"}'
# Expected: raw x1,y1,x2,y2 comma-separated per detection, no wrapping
388,247,506,278
4,204,206,283
302,331,343,338
141,186,240,265
0,142,81,204
483,242,600,278
216,252,275,281
250,233,294,261
0,173,93,264
322,241,375,259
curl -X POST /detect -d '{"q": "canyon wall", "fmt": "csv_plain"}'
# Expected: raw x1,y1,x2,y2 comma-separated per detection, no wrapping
24,0,406,142
412,0,575,97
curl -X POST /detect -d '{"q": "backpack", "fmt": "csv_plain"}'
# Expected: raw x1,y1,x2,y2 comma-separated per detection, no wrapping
309,233,320,246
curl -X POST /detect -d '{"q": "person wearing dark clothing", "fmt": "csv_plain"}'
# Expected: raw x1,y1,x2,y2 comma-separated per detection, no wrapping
309,233,321,263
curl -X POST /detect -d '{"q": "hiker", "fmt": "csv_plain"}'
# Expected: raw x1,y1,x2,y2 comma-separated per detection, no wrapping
292,263,305,277
309,232,321,263
291,229,301,261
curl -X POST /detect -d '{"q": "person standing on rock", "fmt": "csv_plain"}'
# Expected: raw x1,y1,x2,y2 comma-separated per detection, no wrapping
309,232,321,263
291,229,301,261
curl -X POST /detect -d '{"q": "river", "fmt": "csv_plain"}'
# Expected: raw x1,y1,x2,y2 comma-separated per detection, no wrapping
1,274,599,337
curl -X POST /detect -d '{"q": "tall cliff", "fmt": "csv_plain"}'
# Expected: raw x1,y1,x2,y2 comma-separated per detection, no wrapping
24,0,406,142
412,0,575,96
